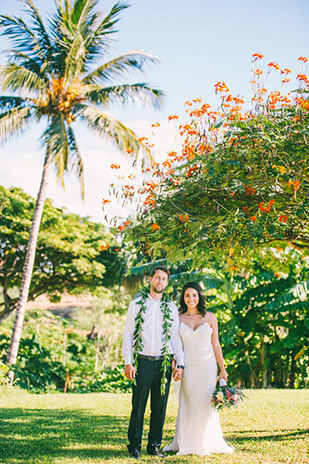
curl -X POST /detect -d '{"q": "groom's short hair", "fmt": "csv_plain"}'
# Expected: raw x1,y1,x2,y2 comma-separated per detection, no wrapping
150,265,170,279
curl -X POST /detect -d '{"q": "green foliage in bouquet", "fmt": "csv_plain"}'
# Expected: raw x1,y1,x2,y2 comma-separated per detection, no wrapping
211,384,245,411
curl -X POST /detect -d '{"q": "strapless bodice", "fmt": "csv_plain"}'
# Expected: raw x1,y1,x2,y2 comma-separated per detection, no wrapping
179,321,214,364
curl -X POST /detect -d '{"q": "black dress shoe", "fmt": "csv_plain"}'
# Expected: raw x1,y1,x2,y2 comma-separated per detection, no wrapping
147,447,166,457
129,449,140,459
127,445,140,459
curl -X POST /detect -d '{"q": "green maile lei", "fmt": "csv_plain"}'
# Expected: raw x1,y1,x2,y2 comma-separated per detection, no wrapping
132,286,173,395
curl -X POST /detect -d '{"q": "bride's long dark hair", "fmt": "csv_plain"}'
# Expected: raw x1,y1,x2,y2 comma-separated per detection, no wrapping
179,282,207,315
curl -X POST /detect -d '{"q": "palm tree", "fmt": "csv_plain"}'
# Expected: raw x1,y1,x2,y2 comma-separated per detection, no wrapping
0,0,163,366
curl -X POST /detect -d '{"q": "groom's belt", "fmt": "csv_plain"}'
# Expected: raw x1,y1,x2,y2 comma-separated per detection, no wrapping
138,355,164,361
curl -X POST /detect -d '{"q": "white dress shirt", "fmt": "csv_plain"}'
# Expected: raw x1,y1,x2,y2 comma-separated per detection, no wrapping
122,294,184,366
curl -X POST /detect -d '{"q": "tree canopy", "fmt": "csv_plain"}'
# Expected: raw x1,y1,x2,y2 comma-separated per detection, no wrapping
0,185,115,321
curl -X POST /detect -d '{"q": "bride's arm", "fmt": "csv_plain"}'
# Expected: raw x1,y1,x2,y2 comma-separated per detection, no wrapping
209,313,228,382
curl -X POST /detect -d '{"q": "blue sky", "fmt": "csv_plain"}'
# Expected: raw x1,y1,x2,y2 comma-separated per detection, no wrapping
0,0,308,221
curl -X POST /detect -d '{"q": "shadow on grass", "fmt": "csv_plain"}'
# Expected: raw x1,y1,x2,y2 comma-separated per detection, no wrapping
1,408,307,463
0,408,128,462
230,428,308,442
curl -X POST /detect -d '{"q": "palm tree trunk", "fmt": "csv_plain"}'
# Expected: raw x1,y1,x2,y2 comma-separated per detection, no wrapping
288,349,296,389
94,329,101,373
260,341,268,388
7,149,53,366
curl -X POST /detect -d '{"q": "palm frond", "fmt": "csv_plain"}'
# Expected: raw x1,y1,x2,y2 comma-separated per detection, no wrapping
55,1,130,74
20,0,51,53
0,63,47,95
40,115,85,196
0,96,29,111
67,125,85,198
7,50,45,77
63,32,85,81
86,83,164,109
291,280,309,300
83,51,161,84
77,104,152,160
49,0,66,32
90,1,129,35
265,279,309,311
0,106,35,143
49,1,95,77
40,114,69,187
83,1,130,61
48,1,73,75
71,0,98,30
0,14,45,62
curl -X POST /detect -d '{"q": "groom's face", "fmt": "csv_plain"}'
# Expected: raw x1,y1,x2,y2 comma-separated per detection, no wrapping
149,270,169,294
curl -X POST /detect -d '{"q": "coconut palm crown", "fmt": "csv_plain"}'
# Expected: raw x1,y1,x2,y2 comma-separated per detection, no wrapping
0,0,163,366
0,0,163,195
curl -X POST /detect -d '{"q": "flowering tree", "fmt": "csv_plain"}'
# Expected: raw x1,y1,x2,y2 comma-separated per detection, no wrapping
108,55,309,271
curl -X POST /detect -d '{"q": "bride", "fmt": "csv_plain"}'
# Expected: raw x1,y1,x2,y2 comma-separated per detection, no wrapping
163,281,234,456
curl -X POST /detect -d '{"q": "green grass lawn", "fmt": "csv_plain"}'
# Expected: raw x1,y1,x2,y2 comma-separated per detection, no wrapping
0,387,308,464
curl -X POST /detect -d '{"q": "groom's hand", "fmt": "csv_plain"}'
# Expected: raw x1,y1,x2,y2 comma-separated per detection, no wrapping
125,364,135,382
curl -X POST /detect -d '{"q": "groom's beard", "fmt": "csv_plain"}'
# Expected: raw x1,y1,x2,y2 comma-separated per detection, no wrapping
151,284,164,294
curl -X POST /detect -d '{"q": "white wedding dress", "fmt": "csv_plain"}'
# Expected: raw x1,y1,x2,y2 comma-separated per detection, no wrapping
163,321,234,456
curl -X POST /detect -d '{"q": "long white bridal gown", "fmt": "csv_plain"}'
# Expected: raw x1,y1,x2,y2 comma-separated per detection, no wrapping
163,321,234,456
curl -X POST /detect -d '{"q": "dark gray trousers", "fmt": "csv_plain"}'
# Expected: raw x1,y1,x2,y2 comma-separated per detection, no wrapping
127,357,172,453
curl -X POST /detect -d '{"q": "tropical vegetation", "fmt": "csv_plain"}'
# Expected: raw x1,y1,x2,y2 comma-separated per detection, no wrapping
1,248,308,391
0,286,130,392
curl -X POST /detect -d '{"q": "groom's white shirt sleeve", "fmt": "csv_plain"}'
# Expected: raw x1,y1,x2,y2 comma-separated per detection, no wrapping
169,302,184,366
122,300,137,365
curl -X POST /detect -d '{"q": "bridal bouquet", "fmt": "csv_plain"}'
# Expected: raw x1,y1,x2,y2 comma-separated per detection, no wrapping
211,380,245,411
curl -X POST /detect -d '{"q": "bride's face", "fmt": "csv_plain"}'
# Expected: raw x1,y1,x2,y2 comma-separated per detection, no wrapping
184,288,199,310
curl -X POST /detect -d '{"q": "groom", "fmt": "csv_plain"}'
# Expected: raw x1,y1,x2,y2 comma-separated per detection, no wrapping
122,266,184,459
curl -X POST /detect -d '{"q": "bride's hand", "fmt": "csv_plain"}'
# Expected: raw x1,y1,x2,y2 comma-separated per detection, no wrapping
218,368,228,382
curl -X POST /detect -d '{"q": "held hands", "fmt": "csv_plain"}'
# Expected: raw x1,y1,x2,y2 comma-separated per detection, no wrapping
173,368,182,381
125,364,135,381
171,358,183,381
